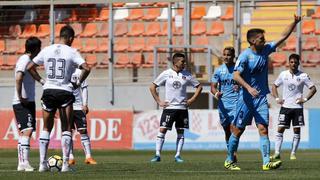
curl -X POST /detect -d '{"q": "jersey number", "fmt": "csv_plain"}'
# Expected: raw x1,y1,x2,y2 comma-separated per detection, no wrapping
48,58,66,79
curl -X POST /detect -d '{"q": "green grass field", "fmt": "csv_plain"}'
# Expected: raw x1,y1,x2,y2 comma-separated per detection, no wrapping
0,149,319,180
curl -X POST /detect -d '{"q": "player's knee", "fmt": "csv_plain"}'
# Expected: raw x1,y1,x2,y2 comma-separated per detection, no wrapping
159,128,167,134
21,129,33,137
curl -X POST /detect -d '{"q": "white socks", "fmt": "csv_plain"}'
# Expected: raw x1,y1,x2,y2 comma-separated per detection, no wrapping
39,131,50,164
17,136,22,165
69,138,74,160
274,132,283,155
20,136,31,164
61,131,72,165
81,134,92,159
175,133,184,157
155,132,165,156
291,133,300,155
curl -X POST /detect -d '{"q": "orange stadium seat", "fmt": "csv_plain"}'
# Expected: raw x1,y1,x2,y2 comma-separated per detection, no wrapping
312,7,320,19
302,20,315,34
0,56,4,69
96,58,109,69
96,39,108,53
55,24,66,37
82,39,98,53
0,40,5,53
191,37,209,52
143,8,161,21
3,55,18,70
8,25,21,38
113,3,125,7
271,52,286,67
128,37,145,52
114,23,128,36
173,25,183,36
72,38,83,51
158,22,168,36
36,24,50,38
115,53,130,68
71,23,83,37
68,9,78,22
114,38,129,52
20,24,37,38
96,8,109,21
303,37,318,51
87,8,99,21
221,6,234,20
5,40,19,54
141,2,155,6
131,53,144,67
126,8,144,20
207,21,224,35
156,2,169,7
191,21,206,35
96,23,108,37
80,23,98,37
142,53,154,68
282,36,296,51
144,37,160,52
191,6,206,20
16,43,25,54
144,22,161,36
307,52,320,64
85,54,97,68
127,22,145,37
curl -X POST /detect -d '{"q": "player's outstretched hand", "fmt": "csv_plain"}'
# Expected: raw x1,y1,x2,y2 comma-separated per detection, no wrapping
82,105,89,114
248,87,259,98
294,14,302,24
158,101,169,108
275,98,284,105
295,97,307,104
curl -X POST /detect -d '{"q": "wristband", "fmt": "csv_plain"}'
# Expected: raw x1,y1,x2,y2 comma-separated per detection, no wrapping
214,91,219,98
303,97,308,102
275,97,280,101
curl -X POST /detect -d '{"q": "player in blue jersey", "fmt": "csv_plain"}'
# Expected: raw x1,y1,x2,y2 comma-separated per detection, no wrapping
211,47,239,161
224,15,302,171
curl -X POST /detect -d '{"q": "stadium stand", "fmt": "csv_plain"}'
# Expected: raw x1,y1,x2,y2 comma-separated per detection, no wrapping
80,23,98,37
128,37,145,52
142,8,161,21
302,20,315,34
191,6,206,20
221,6,233,20
20,24,37,38
203,5,222,19
127,22,145,37
191,21,206,35
206,21,224,35
302,37,318,51
144,22,161,36
96,23,109,37
96,8,109,21
96,39,108,53
127,8,144,20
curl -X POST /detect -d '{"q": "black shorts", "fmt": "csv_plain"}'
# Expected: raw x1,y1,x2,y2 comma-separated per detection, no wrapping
160,109,189,130
41,89,75,112
13,102,36,132
278,107,304,128
71,110,87,130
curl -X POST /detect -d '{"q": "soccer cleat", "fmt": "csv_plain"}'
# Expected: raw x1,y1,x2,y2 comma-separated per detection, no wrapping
17,164,25,171
85,157,97,165
262,160,282,171
290,154,297,160
150,155,161,162
270,154,281,161
224,161,241,171
23,163,35,172
38,162,49,172
68,159,76,165
174,156,184,163
61,164,73,172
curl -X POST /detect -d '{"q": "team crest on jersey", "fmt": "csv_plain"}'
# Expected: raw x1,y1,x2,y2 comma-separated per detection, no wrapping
54,48,61,55
296,77,300,82
288,83,296,91
172,81,182,89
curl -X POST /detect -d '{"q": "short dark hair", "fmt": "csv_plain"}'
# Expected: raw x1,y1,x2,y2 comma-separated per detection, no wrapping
172,53,185,64
289,53,300,62
223,46,235,56
25,36,41,54
60,25,75,39
247,28,265,44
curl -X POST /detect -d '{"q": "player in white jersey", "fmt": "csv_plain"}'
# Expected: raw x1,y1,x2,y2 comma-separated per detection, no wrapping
68,68,97,165
271,53,316,160
27,25,91,172
12,37,41,172
150,53,202,163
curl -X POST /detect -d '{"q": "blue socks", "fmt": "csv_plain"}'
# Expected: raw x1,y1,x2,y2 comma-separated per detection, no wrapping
226,134,239,162
260,135,270,165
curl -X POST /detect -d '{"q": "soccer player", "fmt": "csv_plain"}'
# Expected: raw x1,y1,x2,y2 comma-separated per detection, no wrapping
271,54,316,160
149,53,202,163
27,25,91,172
68,68,97,165
224,15,301,171
13,37,41,172
210,47,239,161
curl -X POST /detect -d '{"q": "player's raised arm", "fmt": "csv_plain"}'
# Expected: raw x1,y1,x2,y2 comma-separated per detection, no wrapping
274,15,302,48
